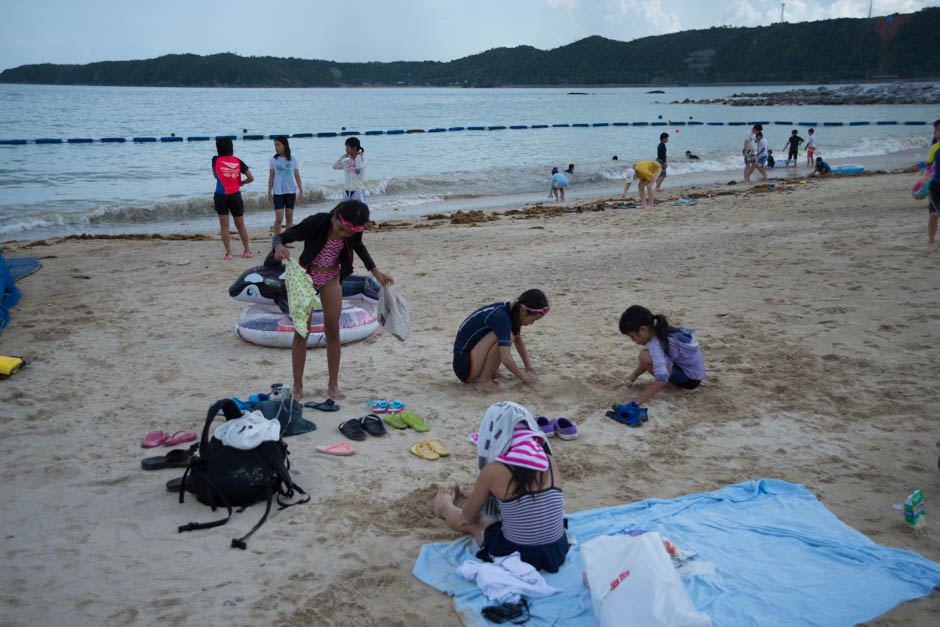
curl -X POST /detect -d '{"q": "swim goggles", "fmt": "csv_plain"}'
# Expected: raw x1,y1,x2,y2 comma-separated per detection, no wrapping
520,304,550,314
337,213,365,232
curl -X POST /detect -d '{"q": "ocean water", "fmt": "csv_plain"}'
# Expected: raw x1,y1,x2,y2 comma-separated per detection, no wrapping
0,83,934,239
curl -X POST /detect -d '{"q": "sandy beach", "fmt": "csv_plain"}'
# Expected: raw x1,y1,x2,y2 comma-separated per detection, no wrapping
1,169,938,625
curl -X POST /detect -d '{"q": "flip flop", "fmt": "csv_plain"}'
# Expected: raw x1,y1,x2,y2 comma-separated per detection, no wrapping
366,399,389,414
142,430,169,448
223,254,234,261
400,411,429,432
166,476,193,493
410,441,439,460
359,414,387,436
163,431,198,446
425,439,450,456
383,413,407,429
241,251,253,258
316,442,355,456
605,410,648,428
304,399,340,412
387,400,406,413
338,419,367,441
141,446,195,470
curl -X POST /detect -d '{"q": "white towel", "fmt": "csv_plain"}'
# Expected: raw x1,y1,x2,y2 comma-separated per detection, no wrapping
377,285,410,341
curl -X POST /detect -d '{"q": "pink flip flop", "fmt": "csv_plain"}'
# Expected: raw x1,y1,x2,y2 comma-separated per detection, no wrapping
223,254,234,260
163,431,197,446
142,430,169,448
316,442,355,456
241,251,253,258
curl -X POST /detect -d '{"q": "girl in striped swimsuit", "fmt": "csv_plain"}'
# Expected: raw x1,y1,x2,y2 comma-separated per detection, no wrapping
433,402,569,572
272,200,394,400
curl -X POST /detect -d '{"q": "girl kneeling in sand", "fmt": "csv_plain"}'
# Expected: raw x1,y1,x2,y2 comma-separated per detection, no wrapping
452,289,548,393
272,199,394,400
433,401,569,572
619,305,706,404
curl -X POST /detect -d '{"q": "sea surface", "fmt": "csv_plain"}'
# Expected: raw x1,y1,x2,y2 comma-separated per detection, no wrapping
0,83,934,240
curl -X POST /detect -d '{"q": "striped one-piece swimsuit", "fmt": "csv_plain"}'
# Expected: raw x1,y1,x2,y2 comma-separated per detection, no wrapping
307,238,344,288
497,466,566,545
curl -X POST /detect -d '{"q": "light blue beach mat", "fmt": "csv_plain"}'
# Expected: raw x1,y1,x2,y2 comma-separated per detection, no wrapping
413,479,940,626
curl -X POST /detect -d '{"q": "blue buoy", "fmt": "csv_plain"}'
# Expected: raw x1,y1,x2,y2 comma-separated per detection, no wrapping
876,121,898,125
632,122,649,126
552,124,569,128
215,135,236,140
651,122,668,126
467,126,485,131
317,132,337,137
774,121,793,125
187,136,210,141
387,130,405,135
0,139,27,145
671,122,686,126
797,122,816,126
406,129,425,133
904,121,927,125
728,122,746,126
688,121,704,126
242,134,264,140
101,137,126,143
133,137,157,142
67,138,94,143
291,133,313,138
36,138,63,144
749,121,769,125
448,127,465,131
848,121,870,126
340,130,360,136
160,136,183,142
531,124,548,129
613,122,630,126
365,130,384,135
707,122,724,126
428,128,446,133
823,122,843,126
591,123,609,127
488,126,506,130
572,123,589,128
510,125,528,129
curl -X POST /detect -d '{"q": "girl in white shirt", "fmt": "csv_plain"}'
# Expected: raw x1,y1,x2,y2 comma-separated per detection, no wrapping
268,136,304,237
333,137,367,202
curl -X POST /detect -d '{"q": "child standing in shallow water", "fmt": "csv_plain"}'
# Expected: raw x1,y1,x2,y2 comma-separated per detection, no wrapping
333,137,366,202
268,136,303,237
619,305,705,404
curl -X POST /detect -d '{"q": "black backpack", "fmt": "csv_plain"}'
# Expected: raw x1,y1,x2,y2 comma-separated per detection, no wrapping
177,399,309,549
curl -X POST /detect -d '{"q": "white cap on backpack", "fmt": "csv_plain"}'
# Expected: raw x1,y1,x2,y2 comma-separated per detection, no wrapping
214,410,281,450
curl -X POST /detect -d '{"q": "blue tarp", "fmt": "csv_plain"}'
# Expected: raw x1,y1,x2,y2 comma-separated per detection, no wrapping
0,250,23,333
413,479,940,626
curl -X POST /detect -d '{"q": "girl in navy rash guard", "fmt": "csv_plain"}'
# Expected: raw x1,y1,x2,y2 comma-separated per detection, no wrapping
452,289,549,394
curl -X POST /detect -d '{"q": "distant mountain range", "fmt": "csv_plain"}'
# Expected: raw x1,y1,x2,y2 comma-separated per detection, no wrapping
2,8,937,87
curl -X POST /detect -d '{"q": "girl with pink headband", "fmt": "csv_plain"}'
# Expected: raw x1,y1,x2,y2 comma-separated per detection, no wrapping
271,199,394,400
452,289,549,393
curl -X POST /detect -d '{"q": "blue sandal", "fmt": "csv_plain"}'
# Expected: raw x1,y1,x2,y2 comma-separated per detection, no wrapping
606,402,648,427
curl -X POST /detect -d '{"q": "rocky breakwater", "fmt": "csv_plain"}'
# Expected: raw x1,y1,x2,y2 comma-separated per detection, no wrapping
674,83,940,106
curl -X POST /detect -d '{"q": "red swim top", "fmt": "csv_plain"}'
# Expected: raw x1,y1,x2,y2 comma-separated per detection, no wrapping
213,156,243,195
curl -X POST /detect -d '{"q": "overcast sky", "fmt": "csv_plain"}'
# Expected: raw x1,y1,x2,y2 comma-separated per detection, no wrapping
1,0,936,71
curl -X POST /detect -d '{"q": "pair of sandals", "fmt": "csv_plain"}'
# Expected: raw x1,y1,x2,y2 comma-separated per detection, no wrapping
338,414,387,440
142,430,197,448
535,416,578,440
410,439,450,460
606,402,649,427
366,399,405,414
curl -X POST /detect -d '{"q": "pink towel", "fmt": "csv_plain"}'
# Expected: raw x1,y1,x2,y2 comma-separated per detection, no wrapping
495,426,549,471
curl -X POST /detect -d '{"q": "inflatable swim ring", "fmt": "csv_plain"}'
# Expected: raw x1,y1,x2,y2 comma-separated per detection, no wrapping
230,264,381,348
913,163,934,200
830,164,865,174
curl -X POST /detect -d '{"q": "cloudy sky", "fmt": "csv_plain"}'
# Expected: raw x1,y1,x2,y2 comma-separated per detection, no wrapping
1,0,936,70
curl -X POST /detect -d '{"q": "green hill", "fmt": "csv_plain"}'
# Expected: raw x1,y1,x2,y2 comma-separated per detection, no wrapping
2,9,937,87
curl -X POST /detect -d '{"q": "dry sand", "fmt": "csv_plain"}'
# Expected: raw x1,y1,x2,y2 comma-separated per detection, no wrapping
1,171,938,626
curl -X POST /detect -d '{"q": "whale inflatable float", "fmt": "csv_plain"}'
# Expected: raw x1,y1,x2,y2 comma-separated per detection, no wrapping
230,264,380,348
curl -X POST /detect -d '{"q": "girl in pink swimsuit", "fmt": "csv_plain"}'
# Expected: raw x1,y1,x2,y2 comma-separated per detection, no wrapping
272,200,394,401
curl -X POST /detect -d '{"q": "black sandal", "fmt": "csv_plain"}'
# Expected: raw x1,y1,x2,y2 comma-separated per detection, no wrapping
338,419,367,440
359,414,387,436
142,445,196,470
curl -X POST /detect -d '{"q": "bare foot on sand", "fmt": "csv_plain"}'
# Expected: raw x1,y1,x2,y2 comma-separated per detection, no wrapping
292,383,303,400
475,379,501,394
327,383,346,400
458,484,474,499
434,486,456,518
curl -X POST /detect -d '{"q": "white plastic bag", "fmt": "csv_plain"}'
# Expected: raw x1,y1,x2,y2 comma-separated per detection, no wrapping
581,532,710,627
214,410,281,450
377,284,410,341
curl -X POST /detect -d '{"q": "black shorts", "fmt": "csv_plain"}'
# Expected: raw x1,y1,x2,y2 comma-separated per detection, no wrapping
929,181,940,214
788,149,799,161
452,352,472,383
273,193,296,210
214,192,245,217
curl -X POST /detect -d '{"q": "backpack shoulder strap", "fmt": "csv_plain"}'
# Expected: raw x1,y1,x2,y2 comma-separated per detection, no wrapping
201,399,242,449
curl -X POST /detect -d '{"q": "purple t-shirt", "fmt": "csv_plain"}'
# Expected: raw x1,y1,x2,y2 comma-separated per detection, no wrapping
646,329,706,382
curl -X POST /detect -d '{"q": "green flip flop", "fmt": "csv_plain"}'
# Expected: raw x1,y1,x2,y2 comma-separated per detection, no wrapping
400,411,430,432
383,413,407,429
